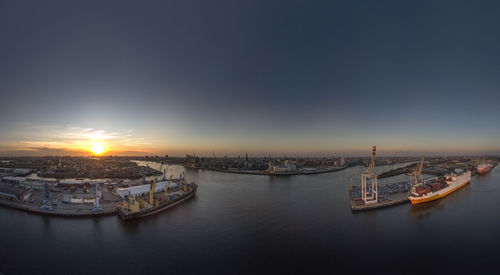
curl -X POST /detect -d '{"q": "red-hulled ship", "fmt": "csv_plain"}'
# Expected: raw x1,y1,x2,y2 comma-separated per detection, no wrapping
477,163,493,174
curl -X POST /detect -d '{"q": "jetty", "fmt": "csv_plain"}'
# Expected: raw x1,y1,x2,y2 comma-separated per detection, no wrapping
350,187,409,211
0,198,119,217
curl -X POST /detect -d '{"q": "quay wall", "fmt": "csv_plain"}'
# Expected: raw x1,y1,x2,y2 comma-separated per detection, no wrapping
0,198,118,217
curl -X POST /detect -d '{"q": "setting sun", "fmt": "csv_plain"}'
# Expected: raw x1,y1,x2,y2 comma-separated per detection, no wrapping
90,143,105,155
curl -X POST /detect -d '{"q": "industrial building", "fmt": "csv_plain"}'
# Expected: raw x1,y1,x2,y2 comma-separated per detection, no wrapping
0,168,13,173
2,176,25,184
1,177,55,190
116,180,179,199
56,179,105,188
19,181,43,190
12,168,32,176
61,194,96,204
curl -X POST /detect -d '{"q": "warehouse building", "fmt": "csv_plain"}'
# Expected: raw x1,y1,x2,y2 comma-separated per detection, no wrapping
116,180,179,199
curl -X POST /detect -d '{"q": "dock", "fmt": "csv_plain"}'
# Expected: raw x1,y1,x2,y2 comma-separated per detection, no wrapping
0,198,119,217
211,165,349,176
350,192,409,211
349,180,410,212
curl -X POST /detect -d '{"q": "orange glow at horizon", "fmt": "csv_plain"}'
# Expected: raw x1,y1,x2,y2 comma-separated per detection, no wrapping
90,143,106,155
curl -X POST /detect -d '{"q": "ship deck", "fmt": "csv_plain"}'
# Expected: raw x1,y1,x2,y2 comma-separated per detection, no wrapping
119,186,197,220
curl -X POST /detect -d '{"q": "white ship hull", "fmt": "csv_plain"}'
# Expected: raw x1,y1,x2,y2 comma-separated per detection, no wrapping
409,171,471,204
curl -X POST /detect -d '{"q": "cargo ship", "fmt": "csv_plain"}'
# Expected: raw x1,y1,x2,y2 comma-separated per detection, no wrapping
477,163,493,174
409,169,471,204
118,174,197,220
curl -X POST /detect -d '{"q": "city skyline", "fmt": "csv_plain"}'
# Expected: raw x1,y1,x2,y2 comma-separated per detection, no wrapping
0,121,496,158
1,1,500,156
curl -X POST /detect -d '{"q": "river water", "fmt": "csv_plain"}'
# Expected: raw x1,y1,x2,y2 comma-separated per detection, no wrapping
1,163,499,274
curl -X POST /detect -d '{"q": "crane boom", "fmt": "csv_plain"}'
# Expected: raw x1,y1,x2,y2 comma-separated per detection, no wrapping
410,156,425,186
182,172,188,192
149,178,157,206
417,156,424,179
158,162,164,180
367,145,376,179
164,175,172,196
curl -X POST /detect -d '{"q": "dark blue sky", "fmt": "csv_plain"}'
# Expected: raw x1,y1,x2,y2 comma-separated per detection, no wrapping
1,0,499,156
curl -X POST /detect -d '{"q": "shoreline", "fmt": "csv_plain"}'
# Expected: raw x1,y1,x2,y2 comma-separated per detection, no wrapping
186,165,349,176
0,198,119,217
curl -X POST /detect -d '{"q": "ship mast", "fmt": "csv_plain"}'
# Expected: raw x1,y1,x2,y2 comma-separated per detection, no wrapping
361,146,378,205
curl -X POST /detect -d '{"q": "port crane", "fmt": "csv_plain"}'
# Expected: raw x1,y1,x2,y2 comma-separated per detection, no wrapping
124,191,141,213
164,175,172,196
147,173,174,208
158,162,168,181
180,172,193,192
39,171,54,210
180,172,188,192
122,166,167,213
361,146,378,205
129,178,159,210
90,172,103,212
128,170,189,211
149,178,158,207
408,157,425,197
410,157,425,187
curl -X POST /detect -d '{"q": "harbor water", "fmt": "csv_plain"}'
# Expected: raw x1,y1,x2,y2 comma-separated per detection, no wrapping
0,163,499,274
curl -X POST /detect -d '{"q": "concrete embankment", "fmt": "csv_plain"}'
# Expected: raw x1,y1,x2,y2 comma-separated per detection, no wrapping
207,166,349,176
350,193,409,212
0,199,119,217
349,180,410,212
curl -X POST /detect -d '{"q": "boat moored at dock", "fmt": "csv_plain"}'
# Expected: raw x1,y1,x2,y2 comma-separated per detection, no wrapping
118,173,197,220
409,169,471,204
477,163,493,174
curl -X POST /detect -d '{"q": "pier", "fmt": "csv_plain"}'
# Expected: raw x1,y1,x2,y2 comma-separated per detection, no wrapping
0,198,119,217
218,166,348,176
349,180,411,212
350,190,409,211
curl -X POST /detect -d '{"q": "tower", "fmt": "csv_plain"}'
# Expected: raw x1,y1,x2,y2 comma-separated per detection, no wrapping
361,146,378,205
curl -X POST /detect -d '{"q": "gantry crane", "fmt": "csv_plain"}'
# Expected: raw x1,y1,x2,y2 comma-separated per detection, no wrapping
90,172,103,212
361,146,378,205
39,171,54,210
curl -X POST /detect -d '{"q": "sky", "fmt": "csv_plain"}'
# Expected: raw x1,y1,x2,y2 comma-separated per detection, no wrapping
0,0,499,157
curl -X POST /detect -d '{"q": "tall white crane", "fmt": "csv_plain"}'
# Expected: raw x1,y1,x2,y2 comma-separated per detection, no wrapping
361,146,378,205
90,172,103,212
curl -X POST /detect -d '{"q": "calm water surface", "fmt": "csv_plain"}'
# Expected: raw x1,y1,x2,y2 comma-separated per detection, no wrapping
1,163,499,274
